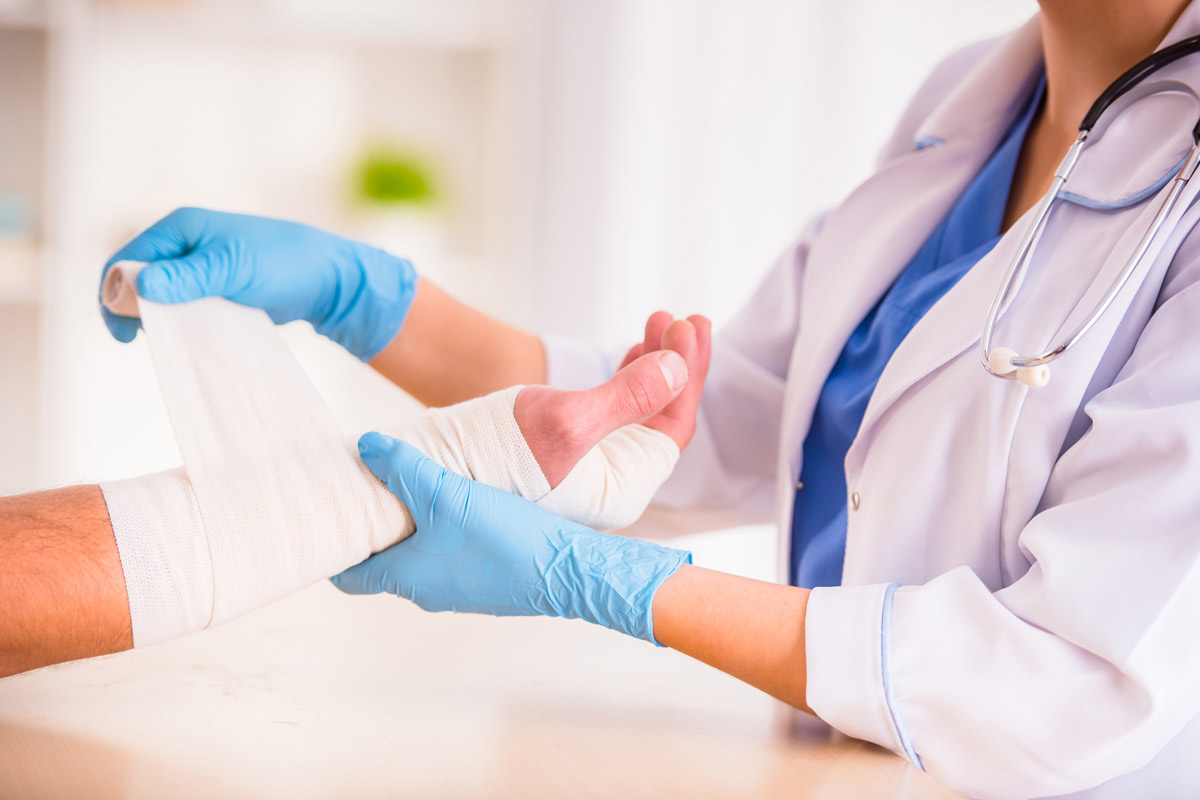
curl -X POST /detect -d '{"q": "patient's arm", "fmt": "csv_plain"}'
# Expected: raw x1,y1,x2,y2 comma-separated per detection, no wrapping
0,486,132,677
0,316,709,678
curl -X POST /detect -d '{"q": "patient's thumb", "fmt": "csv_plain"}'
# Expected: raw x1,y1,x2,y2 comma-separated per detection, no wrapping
590,350,687,434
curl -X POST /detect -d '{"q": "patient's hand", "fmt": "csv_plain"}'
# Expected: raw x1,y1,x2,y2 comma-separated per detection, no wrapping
515,314,712,487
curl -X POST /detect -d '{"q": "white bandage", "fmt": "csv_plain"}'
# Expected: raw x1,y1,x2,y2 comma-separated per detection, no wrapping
386,390,680,531
100,262,678,647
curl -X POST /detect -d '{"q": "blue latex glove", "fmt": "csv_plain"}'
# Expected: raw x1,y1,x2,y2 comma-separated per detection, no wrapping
333,433,692,645
100,207,418,361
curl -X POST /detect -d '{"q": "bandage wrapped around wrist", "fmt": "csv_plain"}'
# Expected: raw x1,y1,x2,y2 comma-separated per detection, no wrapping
99,262,678,647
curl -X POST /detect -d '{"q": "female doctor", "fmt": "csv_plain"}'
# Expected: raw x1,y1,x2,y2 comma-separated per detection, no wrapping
97,0,1200,797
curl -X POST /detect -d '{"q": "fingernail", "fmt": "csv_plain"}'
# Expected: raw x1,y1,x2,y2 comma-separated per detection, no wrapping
658,351,687,392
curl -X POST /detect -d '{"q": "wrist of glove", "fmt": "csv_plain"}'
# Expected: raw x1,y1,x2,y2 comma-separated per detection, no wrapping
519,523,691,643
101,207,418,361
332,434,692,645
305,237,418,360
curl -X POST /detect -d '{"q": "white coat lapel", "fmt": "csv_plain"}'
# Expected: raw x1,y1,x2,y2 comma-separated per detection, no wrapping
772,133,1001,576
777,134,993,476
776,19,1046,482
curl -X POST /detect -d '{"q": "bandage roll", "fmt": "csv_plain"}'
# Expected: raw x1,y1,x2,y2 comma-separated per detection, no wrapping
102,262,142,318
100,261,678,648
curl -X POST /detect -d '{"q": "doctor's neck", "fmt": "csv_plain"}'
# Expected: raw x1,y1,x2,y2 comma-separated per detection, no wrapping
1038,0,1191,133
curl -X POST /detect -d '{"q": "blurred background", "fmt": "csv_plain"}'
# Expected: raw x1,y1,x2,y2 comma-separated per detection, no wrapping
0,0,1034,574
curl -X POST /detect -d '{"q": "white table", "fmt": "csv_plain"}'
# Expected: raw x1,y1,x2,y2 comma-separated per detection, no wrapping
0,581,960,799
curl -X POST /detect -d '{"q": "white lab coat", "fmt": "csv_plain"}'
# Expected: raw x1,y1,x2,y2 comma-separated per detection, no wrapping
544,9,1200,800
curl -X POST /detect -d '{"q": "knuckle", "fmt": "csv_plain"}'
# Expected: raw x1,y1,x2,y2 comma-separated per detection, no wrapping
546,396,596,448
624,374,659,418
166,206,212,240
545,401,580,438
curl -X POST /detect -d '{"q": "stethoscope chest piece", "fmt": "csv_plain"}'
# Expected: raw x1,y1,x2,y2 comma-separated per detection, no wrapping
986,346,1050,388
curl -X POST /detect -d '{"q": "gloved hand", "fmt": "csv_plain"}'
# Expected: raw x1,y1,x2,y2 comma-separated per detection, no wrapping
333,433,692,644
101,207,418,361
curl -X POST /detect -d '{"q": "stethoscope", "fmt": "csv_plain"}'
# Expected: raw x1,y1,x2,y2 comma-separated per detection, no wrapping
981,34,1200,387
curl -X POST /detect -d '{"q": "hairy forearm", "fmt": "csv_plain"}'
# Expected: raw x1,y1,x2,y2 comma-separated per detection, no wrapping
652,565,812,713
0,485,132,678
370,280,547,407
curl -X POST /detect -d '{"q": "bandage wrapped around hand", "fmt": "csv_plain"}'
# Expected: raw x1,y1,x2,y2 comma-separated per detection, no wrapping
99,262,678,647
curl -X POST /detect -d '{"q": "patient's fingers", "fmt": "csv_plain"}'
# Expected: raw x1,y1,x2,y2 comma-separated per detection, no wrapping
642,316,711,450
661,319,698,370
618,342,645,371
648,320,699,443
644,310,673,355
620,310,673,371
687,314,713,392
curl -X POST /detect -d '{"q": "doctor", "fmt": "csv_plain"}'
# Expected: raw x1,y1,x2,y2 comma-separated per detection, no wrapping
97,0,1200,797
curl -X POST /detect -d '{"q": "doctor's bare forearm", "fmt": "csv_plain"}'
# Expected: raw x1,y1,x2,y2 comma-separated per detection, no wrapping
369,280,548,407
0,486,132,678
652,565,813,714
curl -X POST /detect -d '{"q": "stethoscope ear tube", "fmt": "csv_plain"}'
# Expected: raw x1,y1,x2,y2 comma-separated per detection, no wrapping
1080,34,1200,133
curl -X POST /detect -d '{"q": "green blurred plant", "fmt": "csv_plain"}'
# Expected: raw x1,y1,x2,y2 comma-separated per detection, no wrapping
354,148,437,207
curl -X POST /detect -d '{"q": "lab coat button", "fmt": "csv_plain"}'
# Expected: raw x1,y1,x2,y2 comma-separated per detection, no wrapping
850,492,861,511
796,480,804,490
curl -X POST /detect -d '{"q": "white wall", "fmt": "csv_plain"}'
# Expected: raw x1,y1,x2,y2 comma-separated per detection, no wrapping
528,0,1038,347
6,0,1037,519
32,1,524,488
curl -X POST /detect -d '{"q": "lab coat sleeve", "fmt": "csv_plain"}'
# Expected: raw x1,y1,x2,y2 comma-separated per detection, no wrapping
542,216,821,534
805,267,1200,799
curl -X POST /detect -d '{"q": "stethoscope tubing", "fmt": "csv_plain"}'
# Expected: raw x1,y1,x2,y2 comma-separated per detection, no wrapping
1081,34,1200,140
980,36,1200,386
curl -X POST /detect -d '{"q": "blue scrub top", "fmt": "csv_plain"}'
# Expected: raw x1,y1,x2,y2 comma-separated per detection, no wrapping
789,77,1046,589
